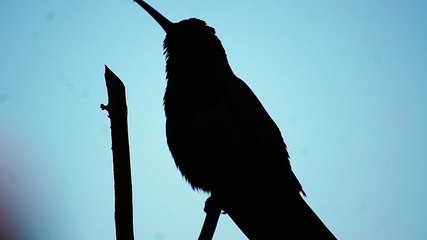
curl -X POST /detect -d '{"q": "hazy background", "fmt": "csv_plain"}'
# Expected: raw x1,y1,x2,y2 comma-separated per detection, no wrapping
1,0,426,239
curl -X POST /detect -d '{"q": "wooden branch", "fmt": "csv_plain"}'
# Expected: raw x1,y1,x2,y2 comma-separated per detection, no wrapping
198,196,221,240
101,65,135,240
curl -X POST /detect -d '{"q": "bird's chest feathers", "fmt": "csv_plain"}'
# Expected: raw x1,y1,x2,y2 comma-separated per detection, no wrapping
164,73,225,118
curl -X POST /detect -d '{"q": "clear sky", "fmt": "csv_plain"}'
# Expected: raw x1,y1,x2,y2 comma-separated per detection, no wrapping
1,0,426,239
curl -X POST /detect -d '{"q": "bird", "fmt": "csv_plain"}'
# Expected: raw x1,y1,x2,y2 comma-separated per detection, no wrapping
135,1,337,239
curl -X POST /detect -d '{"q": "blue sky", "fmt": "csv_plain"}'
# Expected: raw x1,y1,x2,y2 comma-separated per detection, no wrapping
1,0,426,239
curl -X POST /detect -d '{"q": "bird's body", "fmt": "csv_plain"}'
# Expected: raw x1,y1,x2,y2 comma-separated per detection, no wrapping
163,19,299,195
136,1,336,238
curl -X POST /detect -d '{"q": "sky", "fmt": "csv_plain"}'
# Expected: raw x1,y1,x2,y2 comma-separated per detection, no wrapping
0,0,426,239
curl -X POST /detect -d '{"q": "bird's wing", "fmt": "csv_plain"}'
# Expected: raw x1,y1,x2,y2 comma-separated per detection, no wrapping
218,77,336,239
224,77,304,195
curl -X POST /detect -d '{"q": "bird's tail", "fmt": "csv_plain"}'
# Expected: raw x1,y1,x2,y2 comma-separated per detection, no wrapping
223,192,336,239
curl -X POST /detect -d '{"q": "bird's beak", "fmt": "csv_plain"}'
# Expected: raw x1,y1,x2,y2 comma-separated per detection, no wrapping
134,0,173,33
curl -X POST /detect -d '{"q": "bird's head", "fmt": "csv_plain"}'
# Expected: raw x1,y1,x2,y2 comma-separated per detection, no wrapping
135,0,229,75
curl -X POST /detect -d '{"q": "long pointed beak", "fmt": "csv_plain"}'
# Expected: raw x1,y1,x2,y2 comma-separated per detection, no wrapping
134,0,173,33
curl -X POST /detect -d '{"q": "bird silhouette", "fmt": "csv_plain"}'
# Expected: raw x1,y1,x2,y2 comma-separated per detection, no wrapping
136,1,337,239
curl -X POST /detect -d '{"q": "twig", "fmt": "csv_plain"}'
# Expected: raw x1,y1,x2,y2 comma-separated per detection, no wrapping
101,65,135,240
198,196,221,240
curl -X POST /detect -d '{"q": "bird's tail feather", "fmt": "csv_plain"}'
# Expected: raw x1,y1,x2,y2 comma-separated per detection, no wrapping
223,193,336,239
